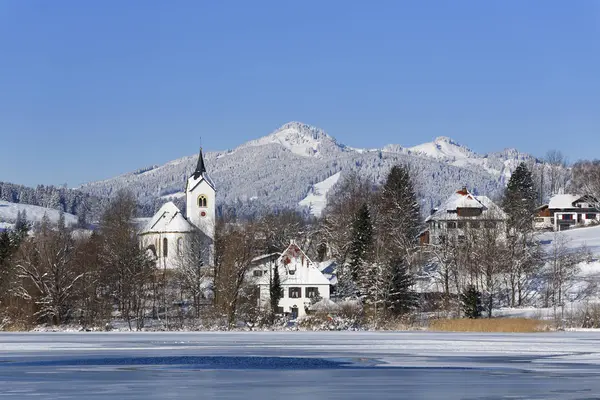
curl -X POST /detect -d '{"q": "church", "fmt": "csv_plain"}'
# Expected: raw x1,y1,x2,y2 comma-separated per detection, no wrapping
139,149,216,269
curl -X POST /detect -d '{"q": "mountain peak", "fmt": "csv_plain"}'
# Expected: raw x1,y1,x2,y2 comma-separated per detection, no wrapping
434,136,458,145
242,121,345,157
408,136,474,160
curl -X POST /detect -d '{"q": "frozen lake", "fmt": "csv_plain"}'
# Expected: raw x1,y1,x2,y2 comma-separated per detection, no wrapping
2,331,600,399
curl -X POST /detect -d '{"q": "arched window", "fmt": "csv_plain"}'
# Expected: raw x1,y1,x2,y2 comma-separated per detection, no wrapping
163,238,168,258
197,194,208,208
177,237,183,256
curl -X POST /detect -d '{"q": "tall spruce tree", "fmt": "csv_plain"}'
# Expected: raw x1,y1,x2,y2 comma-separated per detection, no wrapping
269,263,282,319
376,165,420,264
386,258,417,316
503,162,537,232
347,203,374,285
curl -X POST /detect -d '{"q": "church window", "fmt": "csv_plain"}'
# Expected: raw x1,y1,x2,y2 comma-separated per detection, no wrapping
198,195,208,208
177,237,183,256
163,238,168,258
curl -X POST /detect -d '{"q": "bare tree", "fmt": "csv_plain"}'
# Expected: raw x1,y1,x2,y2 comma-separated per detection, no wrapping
214,222,259,329
545,150,569,196
99,191,154,330
174,230,212,318
468,219,507,318
546,233,587,321
15,217,83,325
320,171,374,266
571,160,600,211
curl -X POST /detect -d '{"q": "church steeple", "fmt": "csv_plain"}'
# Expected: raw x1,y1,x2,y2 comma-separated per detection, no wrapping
193,147,206,179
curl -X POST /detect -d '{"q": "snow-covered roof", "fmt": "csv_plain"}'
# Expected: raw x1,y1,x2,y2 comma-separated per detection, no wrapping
252,252,281,264
548,194,582,210
257,241,331,286
141,202,196,234
187,172,216,193
426,189,507,222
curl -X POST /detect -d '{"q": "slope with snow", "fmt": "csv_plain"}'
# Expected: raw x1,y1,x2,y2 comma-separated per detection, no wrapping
79,121,552,218
239,121,347,158
0,200,78,227
299,172,342,217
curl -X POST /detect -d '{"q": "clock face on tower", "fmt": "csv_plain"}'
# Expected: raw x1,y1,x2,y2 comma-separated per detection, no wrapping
200,211,207,217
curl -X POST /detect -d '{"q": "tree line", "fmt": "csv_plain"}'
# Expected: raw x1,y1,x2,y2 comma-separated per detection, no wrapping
1,153,600,330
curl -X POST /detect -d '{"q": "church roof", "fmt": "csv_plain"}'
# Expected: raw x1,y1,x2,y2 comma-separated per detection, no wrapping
140,201,196,234
187,148,216,192
193,148,207,180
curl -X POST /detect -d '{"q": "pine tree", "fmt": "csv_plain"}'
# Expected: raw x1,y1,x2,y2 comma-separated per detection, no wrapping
386,258,417,316
503,162,537,232
347,203,373,286
14,210,30,239
376,165,420,264
460,285,482,319
269,263,282,320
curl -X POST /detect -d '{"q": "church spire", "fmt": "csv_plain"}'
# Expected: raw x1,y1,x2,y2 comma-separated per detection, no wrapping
193,147,207,179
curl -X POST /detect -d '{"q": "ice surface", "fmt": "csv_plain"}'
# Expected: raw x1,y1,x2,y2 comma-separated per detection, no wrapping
2,331,600,399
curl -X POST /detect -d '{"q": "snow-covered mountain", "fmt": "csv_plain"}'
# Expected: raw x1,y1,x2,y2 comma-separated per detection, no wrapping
79,122,546,218
238,122,347,158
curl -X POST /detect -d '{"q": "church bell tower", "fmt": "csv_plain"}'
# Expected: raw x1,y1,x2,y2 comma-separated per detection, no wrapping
186,148,216,244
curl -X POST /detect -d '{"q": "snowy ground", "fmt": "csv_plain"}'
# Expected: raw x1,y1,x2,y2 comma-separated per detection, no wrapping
2,332,600,399
0,200,77,226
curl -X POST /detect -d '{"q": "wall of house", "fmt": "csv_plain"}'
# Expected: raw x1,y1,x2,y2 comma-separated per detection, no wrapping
554,211,599,231
259,283,330,318
428,219,506,245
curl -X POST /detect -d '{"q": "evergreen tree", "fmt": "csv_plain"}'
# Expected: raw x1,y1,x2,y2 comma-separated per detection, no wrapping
460,285,482,319
386,258,417,316
347,203,373,285
376,165,420,264
503,162,537,232
269,263,282,319
14,210,30,239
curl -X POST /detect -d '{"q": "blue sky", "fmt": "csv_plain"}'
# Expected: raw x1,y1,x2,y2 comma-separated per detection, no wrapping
1,1,599,186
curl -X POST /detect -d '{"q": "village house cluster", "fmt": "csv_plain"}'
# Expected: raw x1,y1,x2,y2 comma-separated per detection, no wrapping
139,151,599,318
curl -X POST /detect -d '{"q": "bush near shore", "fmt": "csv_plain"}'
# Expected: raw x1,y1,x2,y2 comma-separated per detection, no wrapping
429,318,551,333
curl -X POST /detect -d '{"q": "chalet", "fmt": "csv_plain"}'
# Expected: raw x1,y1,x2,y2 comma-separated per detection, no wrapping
423,187,507,245
537,194,600,231
256,241,331,319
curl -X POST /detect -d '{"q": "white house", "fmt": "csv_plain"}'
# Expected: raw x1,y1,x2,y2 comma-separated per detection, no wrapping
256,241,331,319
546,194,599,231
139,149,216,269
423,187,507,245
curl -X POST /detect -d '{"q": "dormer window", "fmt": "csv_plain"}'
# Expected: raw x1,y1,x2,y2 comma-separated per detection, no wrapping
197,195,208,208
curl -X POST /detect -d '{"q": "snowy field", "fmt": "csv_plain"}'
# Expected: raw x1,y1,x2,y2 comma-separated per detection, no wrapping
2,332,600,399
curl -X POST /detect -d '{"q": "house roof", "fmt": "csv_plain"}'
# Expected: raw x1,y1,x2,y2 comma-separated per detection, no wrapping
548,194,582,210
141,202,196,234
257,241,330,286
426,189,507,222
251,252,280,264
